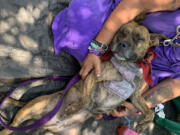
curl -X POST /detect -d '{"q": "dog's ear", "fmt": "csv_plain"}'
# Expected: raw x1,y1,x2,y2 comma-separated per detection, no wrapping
134,13,146,24
150,33,168,47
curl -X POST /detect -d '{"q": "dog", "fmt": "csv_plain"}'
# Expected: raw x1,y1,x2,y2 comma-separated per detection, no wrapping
0,15,166,135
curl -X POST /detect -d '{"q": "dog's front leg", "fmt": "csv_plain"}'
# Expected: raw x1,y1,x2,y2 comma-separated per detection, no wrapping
96,61,122,83
130,77,155,133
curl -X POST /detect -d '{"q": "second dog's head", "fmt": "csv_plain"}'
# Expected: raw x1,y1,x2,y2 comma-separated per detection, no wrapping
110,21,163,62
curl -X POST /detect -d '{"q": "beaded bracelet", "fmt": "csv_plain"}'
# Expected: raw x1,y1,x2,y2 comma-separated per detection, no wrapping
88,40,108,56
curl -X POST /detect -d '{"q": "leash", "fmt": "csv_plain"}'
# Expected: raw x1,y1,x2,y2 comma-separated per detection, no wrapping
0,74,81,131
161,25,180,47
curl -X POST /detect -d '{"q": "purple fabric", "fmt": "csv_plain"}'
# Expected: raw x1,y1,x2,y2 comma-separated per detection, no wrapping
143,10,180,38
173,37,180,45
52,0,121,61
52,0,180,85
152,45,180,86
143,10,180,85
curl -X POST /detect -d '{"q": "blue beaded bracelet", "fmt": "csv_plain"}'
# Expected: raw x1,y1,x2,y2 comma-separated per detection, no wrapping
88,46,103,56
88,40,108,56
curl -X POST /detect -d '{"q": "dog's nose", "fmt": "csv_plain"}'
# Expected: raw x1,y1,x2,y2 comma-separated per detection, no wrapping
119,41,129,48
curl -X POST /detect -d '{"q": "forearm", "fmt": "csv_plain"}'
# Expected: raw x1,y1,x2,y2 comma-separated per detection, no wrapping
95,0,143,45
95,0,180,45
142,78,180,108
143,0,180,12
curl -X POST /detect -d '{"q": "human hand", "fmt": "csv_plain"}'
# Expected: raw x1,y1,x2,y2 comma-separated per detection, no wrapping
79,53,101,79
111,101,141,117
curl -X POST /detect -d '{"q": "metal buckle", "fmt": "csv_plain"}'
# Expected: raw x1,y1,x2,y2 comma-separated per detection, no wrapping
172,33,180,47
163,25,180,47
163,39,172,46
176,25,180,34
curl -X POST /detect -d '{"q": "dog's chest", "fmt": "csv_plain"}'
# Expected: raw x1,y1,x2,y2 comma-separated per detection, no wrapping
104,57,142,100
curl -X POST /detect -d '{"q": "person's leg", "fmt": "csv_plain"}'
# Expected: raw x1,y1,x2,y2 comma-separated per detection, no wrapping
143,78,180,108
112,78,180,117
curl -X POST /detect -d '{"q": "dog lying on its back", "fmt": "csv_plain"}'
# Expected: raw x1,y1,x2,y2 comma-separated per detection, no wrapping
0,16,166,135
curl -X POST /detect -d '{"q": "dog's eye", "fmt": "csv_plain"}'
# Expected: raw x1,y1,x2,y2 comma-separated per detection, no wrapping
134,34,145,42
138,37,145,42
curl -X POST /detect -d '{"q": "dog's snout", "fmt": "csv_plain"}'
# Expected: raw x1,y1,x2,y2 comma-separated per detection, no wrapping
129,53,137,61
119,41,129,48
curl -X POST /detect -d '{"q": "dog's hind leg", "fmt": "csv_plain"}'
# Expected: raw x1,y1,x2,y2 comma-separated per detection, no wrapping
0,93,25,107
131,92,154,133
0,91,63,135
130,77,155,133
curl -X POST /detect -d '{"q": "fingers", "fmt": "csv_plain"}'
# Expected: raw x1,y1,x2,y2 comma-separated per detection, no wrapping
132,111,142,116
122,102,137,111
94,59,101,77
80,64,93,79
112,108,139,117
111,101,143,117
111,109,129,117
79,53,101,79
112,108,142,117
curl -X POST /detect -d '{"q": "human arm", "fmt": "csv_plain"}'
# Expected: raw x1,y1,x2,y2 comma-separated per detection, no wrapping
80,0,144,79
111,78,180,117
96,0,180,45
79,0,180,79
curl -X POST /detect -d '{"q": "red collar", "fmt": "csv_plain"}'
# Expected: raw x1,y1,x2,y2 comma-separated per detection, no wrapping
135,48,157,87
100,48,156,86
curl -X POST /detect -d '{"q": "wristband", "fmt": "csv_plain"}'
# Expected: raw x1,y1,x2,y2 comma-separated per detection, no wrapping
91,40,108,52
88,46,103,56
88,40,108,56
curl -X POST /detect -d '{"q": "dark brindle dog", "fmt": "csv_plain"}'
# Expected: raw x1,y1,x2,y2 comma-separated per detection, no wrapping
0,16,166,135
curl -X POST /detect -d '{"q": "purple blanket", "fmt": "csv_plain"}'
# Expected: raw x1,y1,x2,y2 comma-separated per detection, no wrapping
52,0,180,86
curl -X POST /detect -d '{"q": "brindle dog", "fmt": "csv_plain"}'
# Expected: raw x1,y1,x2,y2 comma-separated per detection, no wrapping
0,16,166,135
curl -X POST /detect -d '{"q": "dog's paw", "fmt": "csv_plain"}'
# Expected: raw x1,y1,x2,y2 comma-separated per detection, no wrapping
136,110,155,133
135,123,148,133
139,110,155,125
0,129,13,135
136,121,154,133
